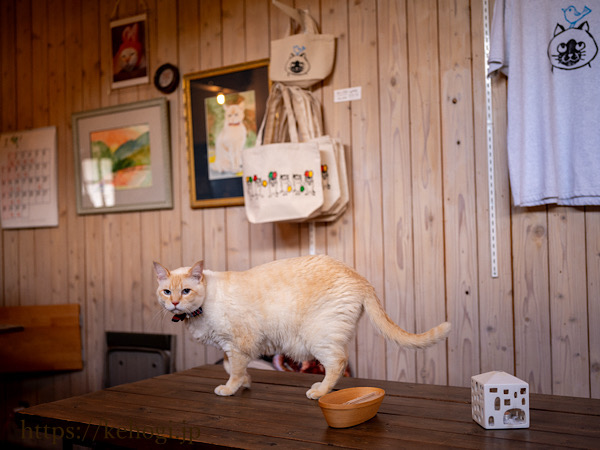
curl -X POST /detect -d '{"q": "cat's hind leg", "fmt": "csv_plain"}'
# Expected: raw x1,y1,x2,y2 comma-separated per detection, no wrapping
306,355,347,400
215,351,251,396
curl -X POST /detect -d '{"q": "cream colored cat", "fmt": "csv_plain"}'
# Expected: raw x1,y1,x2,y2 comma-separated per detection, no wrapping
211,101,247,174
154,255,450,399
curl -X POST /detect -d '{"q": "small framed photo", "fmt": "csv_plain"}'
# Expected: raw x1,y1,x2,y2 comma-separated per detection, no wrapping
183,59,269,208
110,13,149,89
72,98,173,214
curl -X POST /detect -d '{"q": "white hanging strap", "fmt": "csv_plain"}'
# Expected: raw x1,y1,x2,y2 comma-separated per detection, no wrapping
308,90,324,137
257,86,274,145
111,0,148,20
287,86,324,142
281,86,299,143
264,83,297,145
299,9,320,34
272,0,319,34
272,0,303,27
259,83,282,145
259,84,324,145
289,87,311,142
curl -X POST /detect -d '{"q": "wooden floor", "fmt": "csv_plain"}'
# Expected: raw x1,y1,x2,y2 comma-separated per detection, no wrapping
16,365,600,449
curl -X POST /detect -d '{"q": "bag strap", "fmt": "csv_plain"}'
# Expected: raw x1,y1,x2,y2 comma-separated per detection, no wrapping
288,86,323,142
281,86,299,143
258,83,283,145
272,0,319,34
257,83,324,145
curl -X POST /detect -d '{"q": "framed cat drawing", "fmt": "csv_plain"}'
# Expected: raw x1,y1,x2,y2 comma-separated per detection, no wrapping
183,59,270,208
110,13,149,89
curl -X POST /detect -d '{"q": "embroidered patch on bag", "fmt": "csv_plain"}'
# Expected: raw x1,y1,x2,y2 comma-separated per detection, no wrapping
285,45,311,76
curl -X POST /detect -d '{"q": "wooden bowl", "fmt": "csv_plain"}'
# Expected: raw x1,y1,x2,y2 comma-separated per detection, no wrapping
318,387,385,428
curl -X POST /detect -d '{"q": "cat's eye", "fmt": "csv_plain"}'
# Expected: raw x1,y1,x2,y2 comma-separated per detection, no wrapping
558,43,567,52
162,289,171,295
576,42,585,51
182,288,191,295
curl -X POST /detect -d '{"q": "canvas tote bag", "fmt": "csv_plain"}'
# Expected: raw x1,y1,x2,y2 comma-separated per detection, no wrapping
309,135,349,221
269,0,335,88
279,86,349,221
243,83,348,223
312,137,349,221
243,143,323,224
243,85,324,224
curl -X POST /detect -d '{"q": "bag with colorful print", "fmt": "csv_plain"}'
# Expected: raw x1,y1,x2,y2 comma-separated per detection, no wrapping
243,84,324,224
243,142,323,224
243,83,349,223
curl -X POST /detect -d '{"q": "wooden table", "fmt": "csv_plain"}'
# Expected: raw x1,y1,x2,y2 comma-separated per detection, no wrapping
0,323,24,334
17,364,600,449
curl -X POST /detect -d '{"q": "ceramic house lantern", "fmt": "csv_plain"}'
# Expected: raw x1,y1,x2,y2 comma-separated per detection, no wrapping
471,371,529,429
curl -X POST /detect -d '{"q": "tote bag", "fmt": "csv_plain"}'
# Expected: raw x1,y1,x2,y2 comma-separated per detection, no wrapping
269,0,335,88
243,83,349,223
242,142,323,224
310,135,341,215
313,137,349,222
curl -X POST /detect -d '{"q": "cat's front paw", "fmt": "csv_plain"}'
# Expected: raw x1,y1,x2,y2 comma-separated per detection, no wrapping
306,382,329,400
214,384,236,396
242,375,251,389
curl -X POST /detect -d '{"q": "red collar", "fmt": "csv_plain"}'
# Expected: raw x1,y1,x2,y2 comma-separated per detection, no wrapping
171,307,203,322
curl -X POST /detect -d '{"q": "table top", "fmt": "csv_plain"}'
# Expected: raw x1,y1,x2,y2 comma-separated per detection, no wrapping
17,364,600,449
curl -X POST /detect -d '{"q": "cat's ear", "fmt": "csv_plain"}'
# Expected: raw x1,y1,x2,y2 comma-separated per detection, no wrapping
554,23,565,36
577,21,590,32
190,260,204,281
153,262,170,281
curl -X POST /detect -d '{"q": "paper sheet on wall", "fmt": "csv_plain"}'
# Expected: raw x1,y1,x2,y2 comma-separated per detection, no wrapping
0,126,59,229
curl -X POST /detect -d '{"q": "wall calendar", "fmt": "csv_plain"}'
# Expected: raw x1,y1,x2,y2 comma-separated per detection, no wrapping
0,126,58,229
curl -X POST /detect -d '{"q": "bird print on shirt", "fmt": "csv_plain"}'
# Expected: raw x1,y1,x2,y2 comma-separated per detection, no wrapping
563,5,592,28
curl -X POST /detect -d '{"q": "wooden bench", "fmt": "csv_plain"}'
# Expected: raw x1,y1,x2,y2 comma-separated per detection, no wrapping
0,304,83,373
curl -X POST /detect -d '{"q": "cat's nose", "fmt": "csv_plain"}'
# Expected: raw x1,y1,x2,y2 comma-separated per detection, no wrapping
171,298,180,306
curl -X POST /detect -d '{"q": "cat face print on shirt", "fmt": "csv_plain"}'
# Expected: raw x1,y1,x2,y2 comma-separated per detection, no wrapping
548,6,598,72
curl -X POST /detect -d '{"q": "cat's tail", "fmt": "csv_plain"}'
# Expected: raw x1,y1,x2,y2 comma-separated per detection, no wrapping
363,293,451,349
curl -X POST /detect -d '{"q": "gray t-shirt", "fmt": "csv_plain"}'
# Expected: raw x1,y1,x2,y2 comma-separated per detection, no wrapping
489,0,600,206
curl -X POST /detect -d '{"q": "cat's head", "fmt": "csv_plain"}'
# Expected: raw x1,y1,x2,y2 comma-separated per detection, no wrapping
285,51,311,76
153,261,206,317
548,21,598,71
118,47,139,71
223,102,246,125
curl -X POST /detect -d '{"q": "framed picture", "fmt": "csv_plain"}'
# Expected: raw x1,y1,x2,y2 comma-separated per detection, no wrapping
183,59,269,208
72,98,173,215
0,126,59,229
110,13,149,89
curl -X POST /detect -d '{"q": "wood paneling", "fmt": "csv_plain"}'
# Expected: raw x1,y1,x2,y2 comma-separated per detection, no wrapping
406,0,448,386
378,0,416,383
349,0,386,381
1,5,600,443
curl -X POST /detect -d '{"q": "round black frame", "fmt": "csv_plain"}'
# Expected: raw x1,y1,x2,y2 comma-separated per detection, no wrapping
154,63,180,94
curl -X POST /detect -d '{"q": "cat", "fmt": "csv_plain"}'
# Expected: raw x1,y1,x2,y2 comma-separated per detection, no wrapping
286,45,311,77
154,255,451,400
211,101,247,174
548,21,598,71
113,23,144,75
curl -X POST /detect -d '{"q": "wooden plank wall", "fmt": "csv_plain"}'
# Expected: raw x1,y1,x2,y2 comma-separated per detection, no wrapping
1,1,599,433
